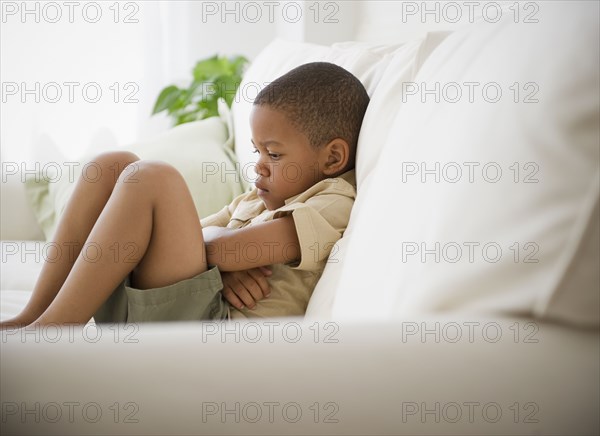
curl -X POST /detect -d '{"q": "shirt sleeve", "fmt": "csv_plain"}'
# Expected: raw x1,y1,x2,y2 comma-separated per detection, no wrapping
200,205,231,228
274,192,355,271
200,191,252,228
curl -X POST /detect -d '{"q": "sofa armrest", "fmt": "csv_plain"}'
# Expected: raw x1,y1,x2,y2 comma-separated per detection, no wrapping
1,317,597,435
1,172,44,241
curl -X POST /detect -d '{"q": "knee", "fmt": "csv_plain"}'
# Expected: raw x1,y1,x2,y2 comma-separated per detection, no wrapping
118,160,184,188
87,151,140,182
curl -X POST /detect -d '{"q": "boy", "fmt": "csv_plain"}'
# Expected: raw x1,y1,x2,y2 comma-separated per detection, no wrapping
0,62,369,327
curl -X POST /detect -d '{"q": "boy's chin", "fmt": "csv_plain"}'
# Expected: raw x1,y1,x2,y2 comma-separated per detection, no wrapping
262,200,281,211
258,194,283,211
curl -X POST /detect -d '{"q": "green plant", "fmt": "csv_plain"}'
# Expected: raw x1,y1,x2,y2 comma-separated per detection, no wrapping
152,54,248,126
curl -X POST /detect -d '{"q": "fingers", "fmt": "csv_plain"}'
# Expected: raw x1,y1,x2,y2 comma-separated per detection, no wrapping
221,274,260,310
221,268,273,311
222,286,245,310
248,268,271,298
221,272,250,310
259,266,272,276
224,278,257,309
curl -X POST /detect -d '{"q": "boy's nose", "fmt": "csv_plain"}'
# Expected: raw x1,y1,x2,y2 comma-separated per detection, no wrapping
254,160,270,177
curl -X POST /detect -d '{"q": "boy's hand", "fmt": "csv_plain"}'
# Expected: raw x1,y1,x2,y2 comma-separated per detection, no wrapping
221,267,272,310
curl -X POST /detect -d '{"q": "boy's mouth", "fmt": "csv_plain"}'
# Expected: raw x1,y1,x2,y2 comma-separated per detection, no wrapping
255,182,269,193
257,188,269,197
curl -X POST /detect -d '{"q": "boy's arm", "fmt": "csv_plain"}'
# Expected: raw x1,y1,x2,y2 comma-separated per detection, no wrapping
203,215,300,271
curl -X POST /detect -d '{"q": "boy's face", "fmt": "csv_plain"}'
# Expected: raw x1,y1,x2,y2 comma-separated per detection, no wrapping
250,105,327,210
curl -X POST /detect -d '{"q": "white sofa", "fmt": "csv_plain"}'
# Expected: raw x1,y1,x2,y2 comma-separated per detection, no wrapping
1,2,598,435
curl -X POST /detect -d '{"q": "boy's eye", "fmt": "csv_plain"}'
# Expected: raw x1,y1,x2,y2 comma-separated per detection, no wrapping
251,148,280,159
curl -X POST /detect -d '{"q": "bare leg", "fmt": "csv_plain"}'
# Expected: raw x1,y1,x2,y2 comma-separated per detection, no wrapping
0,151,139,328
31,160,207,325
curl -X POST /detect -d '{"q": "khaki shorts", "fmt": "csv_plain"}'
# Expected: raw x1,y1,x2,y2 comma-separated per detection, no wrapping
93,266,229,323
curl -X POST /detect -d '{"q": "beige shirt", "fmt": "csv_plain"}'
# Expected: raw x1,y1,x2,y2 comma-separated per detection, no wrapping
201,170,356,319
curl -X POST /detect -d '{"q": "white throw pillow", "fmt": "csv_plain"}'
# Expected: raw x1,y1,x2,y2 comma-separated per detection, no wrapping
25,104,244,240
331,2,599,327
231,38,405,189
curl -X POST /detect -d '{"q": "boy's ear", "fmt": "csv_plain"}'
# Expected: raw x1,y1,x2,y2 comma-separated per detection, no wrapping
321,138,350,176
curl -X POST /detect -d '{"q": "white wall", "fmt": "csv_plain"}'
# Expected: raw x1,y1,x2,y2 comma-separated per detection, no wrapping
1,1,164,162
1,1,362,164
5,0,482,165
3,1,446,164
355,1,541,44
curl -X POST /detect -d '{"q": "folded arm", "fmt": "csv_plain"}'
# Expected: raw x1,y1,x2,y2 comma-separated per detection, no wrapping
202,215,300,271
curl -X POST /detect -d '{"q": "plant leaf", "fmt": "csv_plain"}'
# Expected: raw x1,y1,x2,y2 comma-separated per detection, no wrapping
193,55,229,81
230,55,249,75
214,74,241,107
155,54,250,125
175,109,208,126
152,85,181,115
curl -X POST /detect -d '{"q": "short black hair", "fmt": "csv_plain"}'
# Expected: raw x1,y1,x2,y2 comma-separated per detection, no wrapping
253,62,370,166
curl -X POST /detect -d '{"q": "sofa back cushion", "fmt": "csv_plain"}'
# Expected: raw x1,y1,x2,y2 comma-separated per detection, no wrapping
329,2,599,327
306,32,451,317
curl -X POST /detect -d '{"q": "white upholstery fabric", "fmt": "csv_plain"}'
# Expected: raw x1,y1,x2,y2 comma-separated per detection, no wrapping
306,32,451,319
331,2,599,327
1,318,598,435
